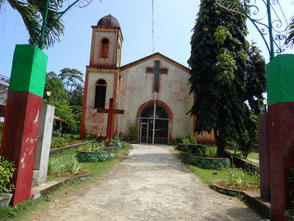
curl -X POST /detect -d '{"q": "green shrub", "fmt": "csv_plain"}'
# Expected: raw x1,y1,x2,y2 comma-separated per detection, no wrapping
51,133,80,149
65,157,81,175
172,135,197,145
176,144,207,156
228,168,245,185
183,135,197,145
80,141,105,152
123,125,138,142
0,156,16,195
207,147,218,158
112,134,120,141
226,167,260,190
48,154,81,175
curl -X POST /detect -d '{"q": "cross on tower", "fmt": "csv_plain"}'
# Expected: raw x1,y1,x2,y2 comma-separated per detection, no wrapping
146,60,168,92
97,98,124,141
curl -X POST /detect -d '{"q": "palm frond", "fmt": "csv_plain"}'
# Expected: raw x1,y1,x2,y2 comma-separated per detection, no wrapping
0,0,5,12
8,0,65,49
286,17,294,48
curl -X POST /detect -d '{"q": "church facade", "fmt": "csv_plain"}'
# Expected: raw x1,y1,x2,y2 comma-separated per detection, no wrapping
80,15,213,144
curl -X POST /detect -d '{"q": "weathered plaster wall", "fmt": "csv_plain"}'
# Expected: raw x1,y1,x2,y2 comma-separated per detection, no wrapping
116,37,122,67
117,56,193,139
84,72,115,136
91,31,117,66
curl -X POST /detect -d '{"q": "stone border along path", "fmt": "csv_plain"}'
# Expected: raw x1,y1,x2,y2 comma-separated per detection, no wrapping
31,144,262,221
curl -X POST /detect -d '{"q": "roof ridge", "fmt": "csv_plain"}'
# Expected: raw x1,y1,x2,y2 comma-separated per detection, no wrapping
120,53,191,74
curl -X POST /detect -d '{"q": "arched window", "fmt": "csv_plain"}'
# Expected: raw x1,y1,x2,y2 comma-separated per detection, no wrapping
95,79,107,108
100,38,109,58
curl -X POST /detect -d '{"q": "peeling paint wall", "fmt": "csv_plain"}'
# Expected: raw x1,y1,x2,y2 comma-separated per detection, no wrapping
91,31,117,66
89,27,122,68
84,72,115,136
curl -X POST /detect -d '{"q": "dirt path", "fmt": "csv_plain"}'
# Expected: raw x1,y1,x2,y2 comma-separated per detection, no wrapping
33,144,262,221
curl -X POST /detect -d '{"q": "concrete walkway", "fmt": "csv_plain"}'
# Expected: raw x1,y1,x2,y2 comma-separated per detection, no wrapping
32,144,262,221
247,157,259,165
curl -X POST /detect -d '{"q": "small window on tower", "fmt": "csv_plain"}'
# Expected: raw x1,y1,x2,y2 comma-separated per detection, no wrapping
100,38,109,58
95,79,107,108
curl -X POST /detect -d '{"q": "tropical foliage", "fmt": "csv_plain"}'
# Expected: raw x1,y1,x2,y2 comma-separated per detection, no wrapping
188,0,266,157
122,125,139,143
286,16,294,48
47,153,81,175
1,0,65,49
44,68,84,134
80,141,105,153
0,156,16,194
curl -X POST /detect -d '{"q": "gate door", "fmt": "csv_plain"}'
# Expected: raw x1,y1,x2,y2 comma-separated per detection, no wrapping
140,122,149,143
139,103,170,144
154,119,169,144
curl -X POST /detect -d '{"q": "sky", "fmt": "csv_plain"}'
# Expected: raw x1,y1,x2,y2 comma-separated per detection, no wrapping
0,0,293,79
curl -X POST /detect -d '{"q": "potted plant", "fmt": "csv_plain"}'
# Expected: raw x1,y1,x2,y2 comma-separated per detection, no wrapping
0,156,16,207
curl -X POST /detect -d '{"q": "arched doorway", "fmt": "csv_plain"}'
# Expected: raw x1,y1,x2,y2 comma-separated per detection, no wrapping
139,102,170,144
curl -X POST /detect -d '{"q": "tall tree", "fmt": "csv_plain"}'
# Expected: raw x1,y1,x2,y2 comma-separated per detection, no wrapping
1,0,65,49
188,0,266,156
44,69,84,134
58,68,84,102
44,71,68,104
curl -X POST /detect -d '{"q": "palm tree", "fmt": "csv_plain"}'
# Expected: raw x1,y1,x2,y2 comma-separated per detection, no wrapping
286,17,294,48
1,0,65,49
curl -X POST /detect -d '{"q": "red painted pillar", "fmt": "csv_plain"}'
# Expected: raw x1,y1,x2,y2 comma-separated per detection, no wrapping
258,114,270,200
0,45,47,206
267,54,294,220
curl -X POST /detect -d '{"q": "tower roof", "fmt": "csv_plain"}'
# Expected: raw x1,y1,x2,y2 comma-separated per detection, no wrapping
97,14,120,28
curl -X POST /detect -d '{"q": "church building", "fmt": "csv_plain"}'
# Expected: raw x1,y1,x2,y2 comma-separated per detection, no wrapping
80,14,213,144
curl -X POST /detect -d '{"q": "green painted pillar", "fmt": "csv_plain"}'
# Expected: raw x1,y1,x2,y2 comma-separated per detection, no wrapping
266,54,294,220
0,44,47,206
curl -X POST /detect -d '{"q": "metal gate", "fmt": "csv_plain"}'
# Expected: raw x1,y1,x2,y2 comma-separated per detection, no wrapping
139,103,169,144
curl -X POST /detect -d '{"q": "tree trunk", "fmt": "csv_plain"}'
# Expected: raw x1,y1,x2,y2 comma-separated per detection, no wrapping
214,130,227,157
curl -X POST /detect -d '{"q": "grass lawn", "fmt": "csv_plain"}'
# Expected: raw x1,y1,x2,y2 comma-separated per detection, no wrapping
179,152,260,193
226,150,259,160
226,150,259,165
187,164,258,186
0,143,132,221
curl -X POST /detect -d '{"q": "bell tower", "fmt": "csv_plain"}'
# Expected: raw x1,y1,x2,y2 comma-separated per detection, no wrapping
89,14,123,67
81,14,123,139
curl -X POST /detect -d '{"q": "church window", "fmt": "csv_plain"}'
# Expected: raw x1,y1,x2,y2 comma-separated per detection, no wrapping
100,38,109,58
95,79,107,108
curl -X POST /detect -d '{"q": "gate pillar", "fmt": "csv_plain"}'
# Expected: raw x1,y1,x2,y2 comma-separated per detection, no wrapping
267,54,294,220
0,45,47,206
